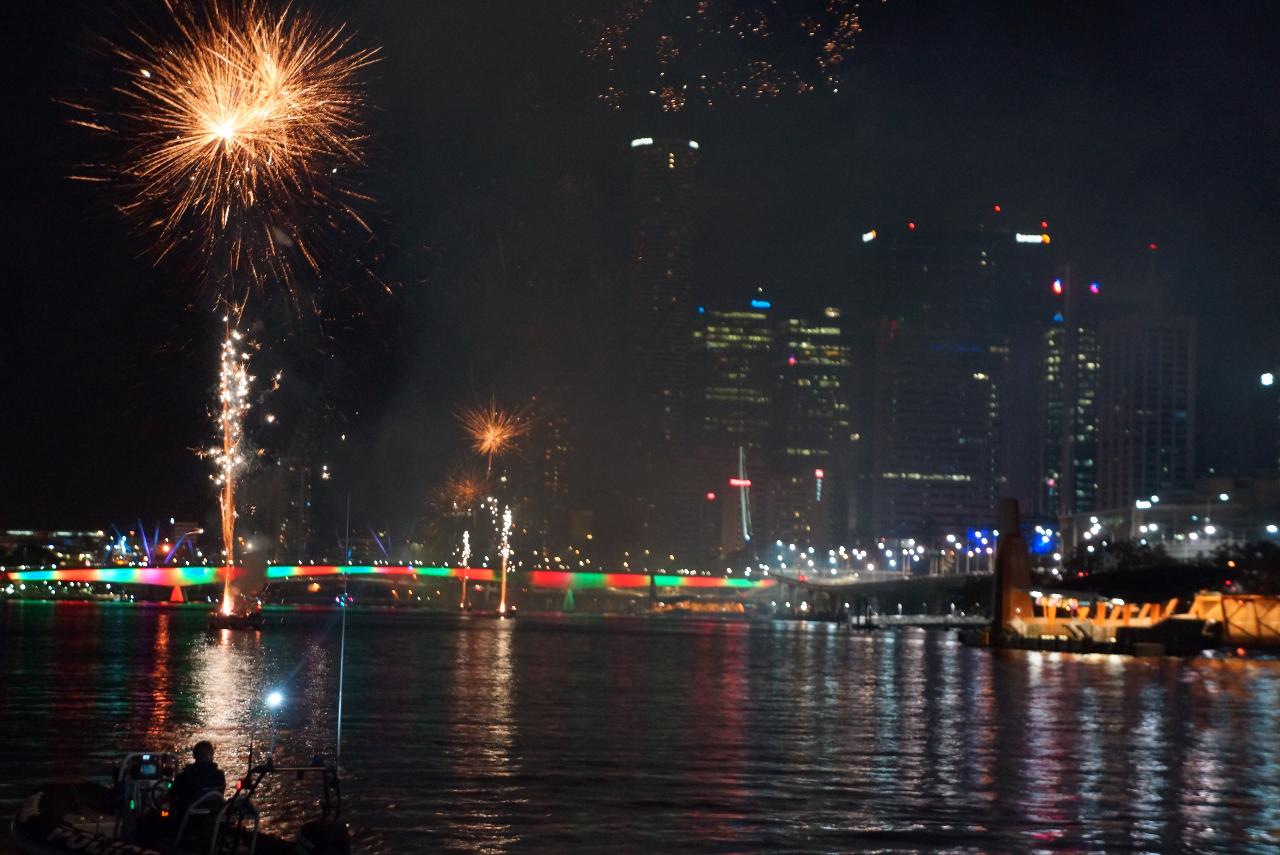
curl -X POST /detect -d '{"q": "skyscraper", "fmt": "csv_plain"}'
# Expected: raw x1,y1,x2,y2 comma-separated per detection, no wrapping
691,295,774,451
1040,270,1104,515
628,135,701,560
1097,316,1197,509
629,136,701,450
245,456,311,562
515,397,572,554
866,318,1010,539
775,310,852,462
853,212,1053,539
767,308,852,545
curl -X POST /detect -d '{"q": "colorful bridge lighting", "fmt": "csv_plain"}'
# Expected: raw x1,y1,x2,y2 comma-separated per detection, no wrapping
4,566,224,586
525,571,770,590
264,565,498,583
4,566,775,591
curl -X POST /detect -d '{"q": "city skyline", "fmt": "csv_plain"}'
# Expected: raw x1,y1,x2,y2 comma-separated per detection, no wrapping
2,0,1278,550
4,6,1280,853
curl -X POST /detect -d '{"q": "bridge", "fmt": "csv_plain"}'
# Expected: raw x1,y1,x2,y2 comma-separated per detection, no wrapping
768,570,995,621
3,565,775,592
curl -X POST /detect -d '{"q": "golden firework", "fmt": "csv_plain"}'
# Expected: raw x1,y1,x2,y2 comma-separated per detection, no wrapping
583,1,862,112
457,398,532,473
439,467,487,514
78,0,377,305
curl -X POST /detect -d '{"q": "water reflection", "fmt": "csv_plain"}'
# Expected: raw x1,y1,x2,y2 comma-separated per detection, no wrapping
442,619,518,847
2,603,1279,852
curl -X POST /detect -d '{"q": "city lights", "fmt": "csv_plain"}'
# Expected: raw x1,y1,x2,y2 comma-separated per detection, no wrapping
6,6,1278,851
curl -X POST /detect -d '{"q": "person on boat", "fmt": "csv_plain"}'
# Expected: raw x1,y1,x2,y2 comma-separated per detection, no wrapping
171,740,227,819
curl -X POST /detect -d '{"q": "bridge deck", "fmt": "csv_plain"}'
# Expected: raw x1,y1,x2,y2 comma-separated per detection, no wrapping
5,565,776,591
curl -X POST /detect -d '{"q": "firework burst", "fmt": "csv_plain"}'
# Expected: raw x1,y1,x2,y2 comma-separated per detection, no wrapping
457,397,532,475
72,0,378,306
583,0,862,112
439,466,487,514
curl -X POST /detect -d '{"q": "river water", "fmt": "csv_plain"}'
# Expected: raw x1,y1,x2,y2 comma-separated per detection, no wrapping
1,602,1278,852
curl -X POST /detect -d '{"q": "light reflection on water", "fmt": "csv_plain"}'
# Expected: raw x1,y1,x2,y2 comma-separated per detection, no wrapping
1,602,1278,852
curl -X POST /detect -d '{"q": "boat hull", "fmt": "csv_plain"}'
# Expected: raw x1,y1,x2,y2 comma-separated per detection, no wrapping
206,611,263,631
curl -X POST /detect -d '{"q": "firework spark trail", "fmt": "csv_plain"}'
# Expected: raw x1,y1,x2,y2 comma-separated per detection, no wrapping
457,398,532,477
498,506,513,614
213,323,251,614
459,529,471,609
75,0,377,306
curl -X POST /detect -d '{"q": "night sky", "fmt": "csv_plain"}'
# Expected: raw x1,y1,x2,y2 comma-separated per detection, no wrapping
2,1,1278,537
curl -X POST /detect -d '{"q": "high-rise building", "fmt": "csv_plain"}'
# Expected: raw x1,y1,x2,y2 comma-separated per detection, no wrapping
866,318,1010,539
629,136,701,450
517,401,572,553
853,212,1053,540
854,216,1058,327
1039,270,1104,515
775,310,852,462
1097,316,1197,509
246,456,311,562
767,308,852,545
691,295,774,451
628,136,702,562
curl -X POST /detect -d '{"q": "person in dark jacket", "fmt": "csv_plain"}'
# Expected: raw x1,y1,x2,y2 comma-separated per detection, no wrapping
171,741,227,819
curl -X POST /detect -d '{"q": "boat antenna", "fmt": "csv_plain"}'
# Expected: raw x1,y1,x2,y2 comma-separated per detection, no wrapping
336,578,348,766
337,491,351,766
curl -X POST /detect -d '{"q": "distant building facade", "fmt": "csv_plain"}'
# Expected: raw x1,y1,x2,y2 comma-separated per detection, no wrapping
767,309,852,545
852,214,1053,540
866,318,1010,539
691,297,774,451
1097,315,1197,509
